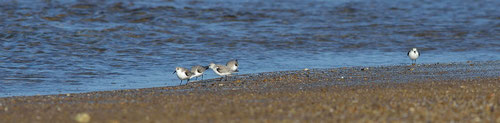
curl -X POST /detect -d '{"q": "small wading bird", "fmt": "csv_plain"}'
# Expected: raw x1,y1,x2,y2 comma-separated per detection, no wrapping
408,48,420,65
190,65,209,80
209,62,234,81
173,67,193,85
226,59,239,72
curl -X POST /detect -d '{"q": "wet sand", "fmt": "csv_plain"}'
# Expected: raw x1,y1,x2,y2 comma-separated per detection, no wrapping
1,61,499,122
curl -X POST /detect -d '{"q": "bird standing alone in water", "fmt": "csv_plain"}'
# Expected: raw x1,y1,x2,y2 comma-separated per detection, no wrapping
408,48,420,65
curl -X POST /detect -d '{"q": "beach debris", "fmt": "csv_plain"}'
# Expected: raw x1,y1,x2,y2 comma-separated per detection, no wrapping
408,68,415,71
340,76,345,79
303,68,309,71
74,112,91,123
66,93,71,96
218,83,224,86
361,67,369,71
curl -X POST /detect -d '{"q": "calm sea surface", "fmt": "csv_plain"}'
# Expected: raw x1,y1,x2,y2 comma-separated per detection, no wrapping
1,0,499,97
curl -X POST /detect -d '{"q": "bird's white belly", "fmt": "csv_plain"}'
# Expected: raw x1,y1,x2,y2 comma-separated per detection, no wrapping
191,72,202,78
409,53,419,60
230,66,238,71
176,72,190,80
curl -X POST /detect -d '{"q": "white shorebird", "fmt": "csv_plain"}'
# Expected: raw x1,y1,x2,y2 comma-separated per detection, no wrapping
226,59,239,72
408,48,420,65
190,65,209,80
209,62,233,81
173,67,193,85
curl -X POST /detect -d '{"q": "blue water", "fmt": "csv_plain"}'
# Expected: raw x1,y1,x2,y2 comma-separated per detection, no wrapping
0,0,499,97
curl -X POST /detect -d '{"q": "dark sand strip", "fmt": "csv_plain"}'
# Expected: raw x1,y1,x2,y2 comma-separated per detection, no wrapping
1,61,499,122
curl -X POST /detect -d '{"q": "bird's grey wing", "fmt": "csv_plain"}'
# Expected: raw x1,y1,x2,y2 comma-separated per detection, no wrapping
191,66,200,73
418,51,420,56
216,68,222,73
407,50,410,56
216,66,231,73
184,71,193,76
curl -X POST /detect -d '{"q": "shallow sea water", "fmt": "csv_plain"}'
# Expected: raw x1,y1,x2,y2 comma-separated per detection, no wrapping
0,0,499,97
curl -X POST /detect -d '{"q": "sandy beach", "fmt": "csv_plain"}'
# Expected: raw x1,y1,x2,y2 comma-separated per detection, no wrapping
1,61,499,122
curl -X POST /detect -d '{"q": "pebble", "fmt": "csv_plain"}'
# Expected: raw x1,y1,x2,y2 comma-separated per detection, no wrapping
409,107,415,112
74,113,91,123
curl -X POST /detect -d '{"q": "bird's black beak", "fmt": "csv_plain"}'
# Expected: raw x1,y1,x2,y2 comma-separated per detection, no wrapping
173,71,176,74
203,66,209,69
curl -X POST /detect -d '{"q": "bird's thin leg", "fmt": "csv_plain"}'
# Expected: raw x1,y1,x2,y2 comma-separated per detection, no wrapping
187,79,190,84
201,75,204,80
179,80,183,85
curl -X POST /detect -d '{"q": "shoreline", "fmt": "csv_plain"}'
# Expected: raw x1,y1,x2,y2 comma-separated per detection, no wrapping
3,61,498,98
1,61,499,122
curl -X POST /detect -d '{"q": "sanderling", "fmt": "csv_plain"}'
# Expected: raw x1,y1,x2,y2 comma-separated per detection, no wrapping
209,62,233,81
190,65,209,80
173,67,193,85
226,59,239,72
407,48,420,64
